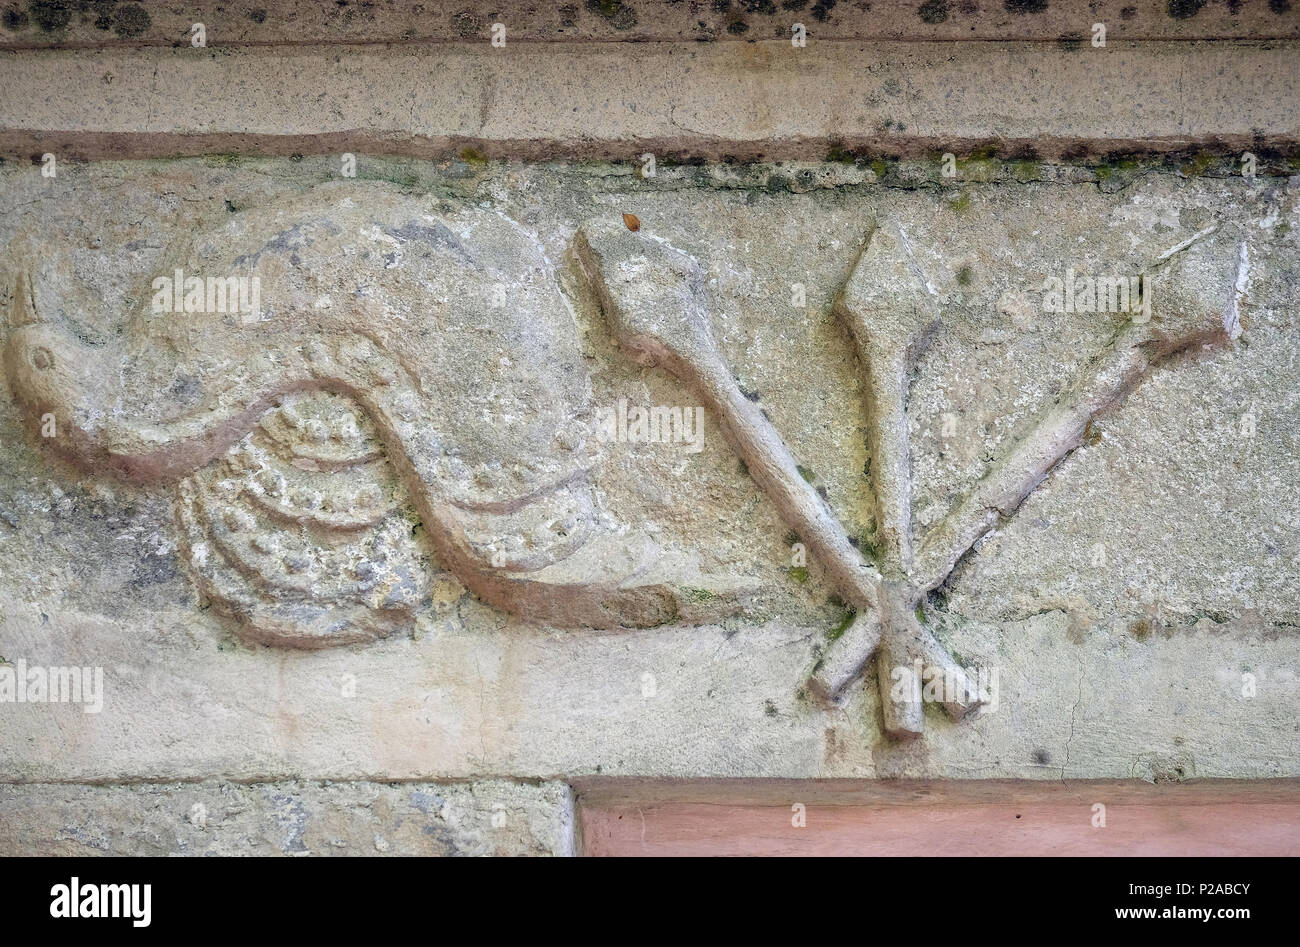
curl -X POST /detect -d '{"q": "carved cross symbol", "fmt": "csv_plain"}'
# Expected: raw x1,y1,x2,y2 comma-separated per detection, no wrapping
577,219,1248,739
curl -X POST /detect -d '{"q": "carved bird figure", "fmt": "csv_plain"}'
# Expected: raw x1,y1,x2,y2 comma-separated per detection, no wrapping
3,183,749,647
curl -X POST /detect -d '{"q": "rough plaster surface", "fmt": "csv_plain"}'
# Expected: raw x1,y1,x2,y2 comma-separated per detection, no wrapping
0,780,575,855
0,157,1296,790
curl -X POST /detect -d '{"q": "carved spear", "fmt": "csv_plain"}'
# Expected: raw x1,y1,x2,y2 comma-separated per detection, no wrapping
574,224,883,616
574,221,974,737
576,216,1247,740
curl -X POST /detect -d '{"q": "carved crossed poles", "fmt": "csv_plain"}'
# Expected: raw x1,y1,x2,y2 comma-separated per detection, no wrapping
577,219,1248,739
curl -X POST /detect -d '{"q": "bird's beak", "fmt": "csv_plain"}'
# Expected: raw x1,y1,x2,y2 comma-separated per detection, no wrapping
7,270,42,328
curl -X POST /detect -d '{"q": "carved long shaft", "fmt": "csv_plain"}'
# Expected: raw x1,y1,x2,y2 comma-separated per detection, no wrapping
911,235,1247,591
911,326,1151,590
574,224,881,614
833,224,939,577
681,351,882,613
809,224,941,701
849,337,915,574
577,221,977,734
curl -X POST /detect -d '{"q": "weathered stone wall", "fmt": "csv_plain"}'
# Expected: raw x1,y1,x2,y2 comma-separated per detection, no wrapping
0,2,1297,855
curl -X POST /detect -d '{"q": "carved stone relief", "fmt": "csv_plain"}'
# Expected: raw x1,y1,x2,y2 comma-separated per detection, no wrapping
4,186,752,649
0,172,1267,744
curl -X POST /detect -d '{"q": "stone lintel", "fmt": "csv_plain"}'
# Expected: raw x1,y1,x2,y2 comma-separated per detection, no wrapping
0,40,1295,162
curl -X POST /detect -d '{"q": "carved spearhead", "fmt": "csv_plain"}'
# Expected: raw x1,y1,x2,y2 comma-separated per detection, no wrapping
573,220,727,385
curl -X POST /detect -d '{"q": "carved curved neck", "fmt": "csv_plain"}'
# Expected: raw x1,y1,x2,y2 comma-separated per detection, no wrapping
14,327,417,482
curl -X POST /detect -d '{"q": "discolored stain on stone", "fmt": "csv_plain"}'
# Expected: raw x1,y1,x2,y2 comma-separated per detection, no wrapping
810,0,837,20
27,0,71,32
112,3,149,37
586,0,638,30
2,6,29,30
1167,0,1208,18
918,0,949,25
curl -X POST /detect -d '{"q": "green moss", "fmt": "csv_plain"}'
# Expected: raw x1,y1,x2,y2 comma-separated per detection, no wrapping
825,140,857,164
869,158,889,179
1277,223,1292,236
685,588,717,603
586,0,638,29
948,192,971,214
956,155,997,181
203,154,243,168
914,603,926,624
457,146,488,168
1180,151,1215,176
789,566,809,584
827,609,856,642
784,530,801,546
1009,159,1040,181
359,167,421,189
956,265,973,287
796,464,816,483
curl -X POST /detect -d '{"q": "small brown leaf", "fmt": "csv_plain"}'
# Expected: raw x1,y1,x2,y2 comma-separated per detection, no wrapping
622,213,640,232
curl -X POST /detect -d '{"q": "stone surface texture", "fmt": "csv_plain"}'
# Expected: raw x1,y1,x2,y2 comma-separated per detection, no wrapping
1,40,1295,161
1,0,1295,47
1,11,1298,855
1,157,1296,794
0,780,575,856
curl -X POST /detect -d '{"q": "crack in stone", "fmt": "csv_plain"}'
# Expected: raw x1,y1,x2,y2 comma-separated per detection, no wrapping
1062,653,1084,782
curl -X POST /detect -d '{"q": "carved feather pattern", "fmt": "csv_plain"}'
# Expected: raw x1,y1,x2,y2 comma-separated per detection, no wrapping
175,389,436,647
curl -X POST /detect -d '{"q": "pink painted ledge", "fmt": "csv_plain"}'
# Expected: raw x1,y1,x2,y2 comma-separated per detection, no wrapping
574,779,1300,857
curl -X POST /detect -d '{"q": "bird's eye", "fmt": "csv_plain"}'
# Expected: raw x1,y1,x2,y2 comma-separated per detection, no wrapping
31,346,53,371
